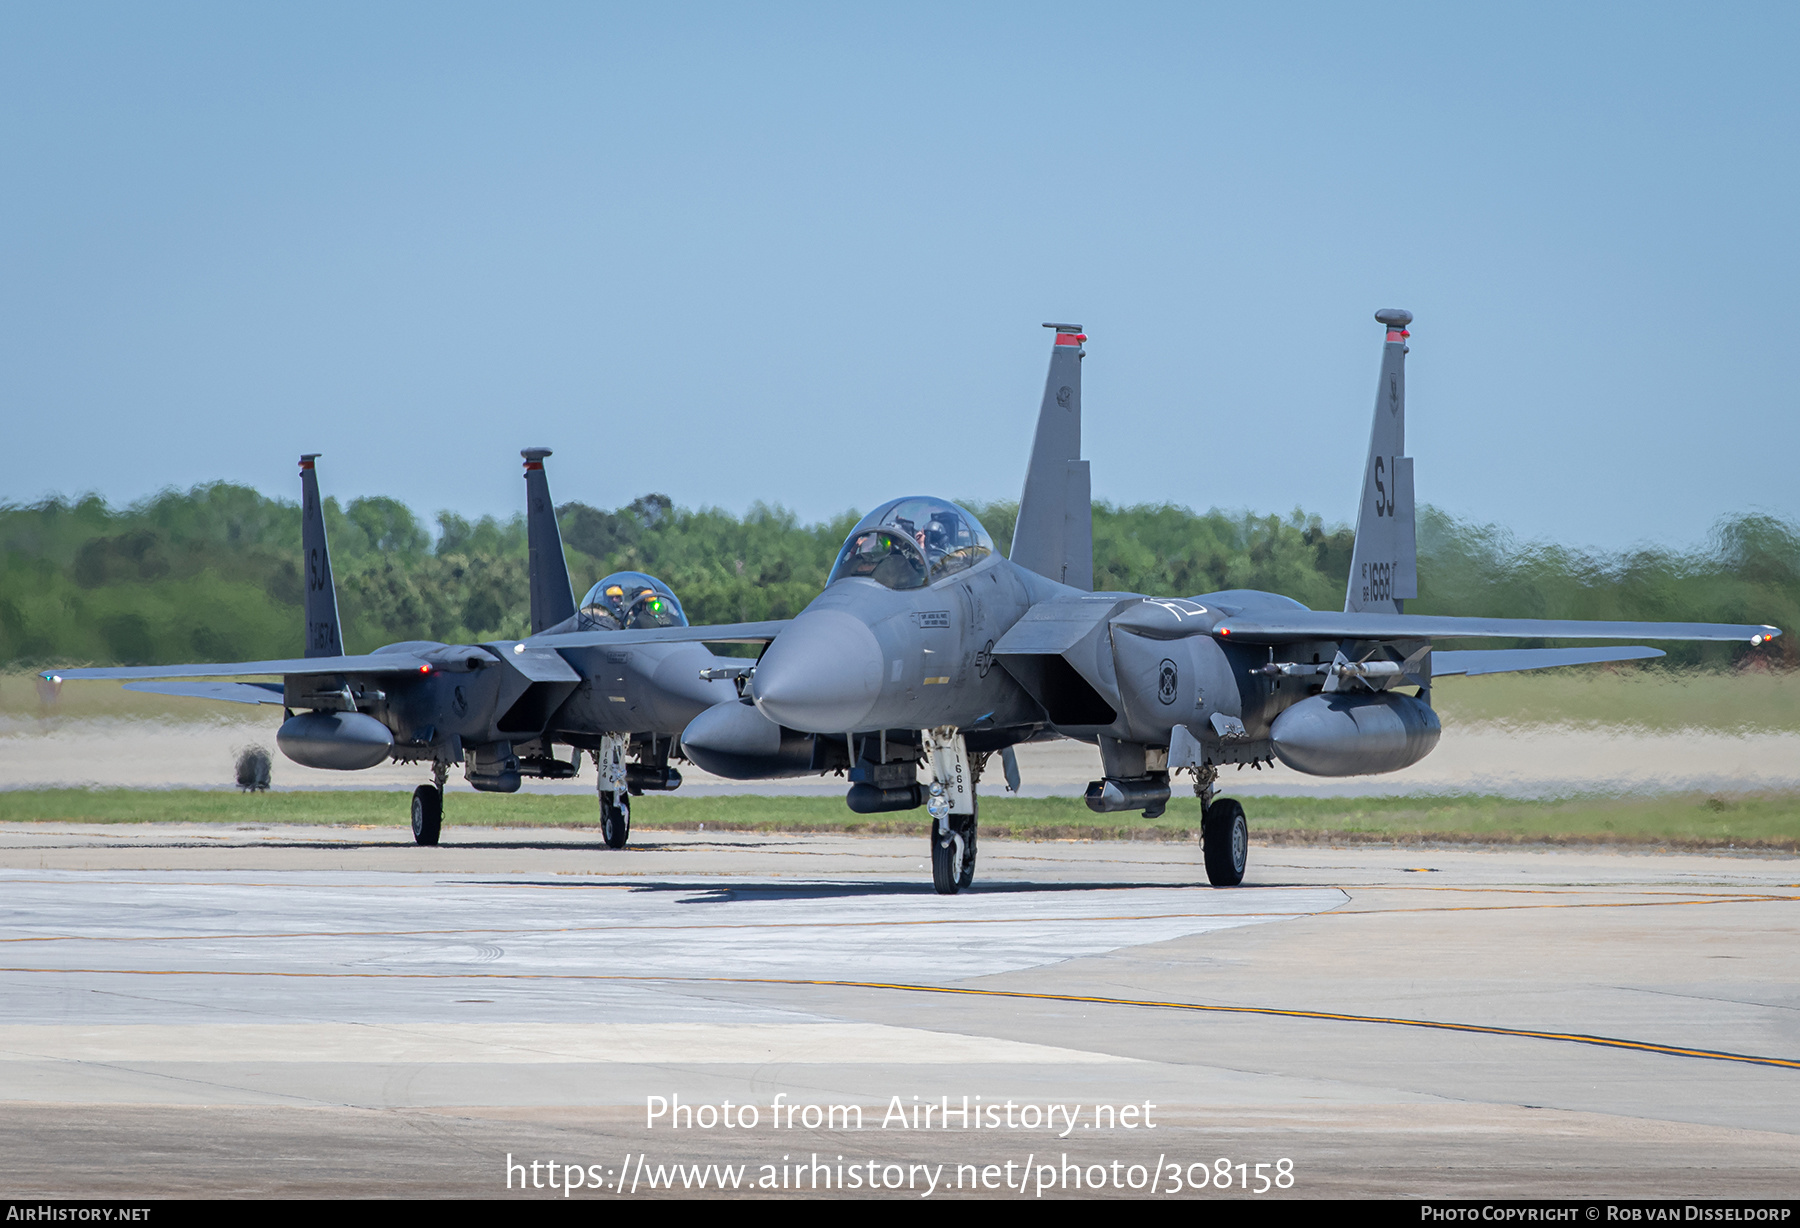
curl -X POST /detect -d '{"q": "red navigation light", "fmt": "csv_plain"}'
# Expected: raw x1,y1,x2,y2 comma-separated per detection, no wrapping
419,664,432,674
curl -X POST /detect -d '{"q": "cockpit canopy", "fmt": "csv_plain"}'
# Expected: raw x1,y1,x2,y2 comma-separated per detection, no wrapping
826,497,994,592
578,571,688,630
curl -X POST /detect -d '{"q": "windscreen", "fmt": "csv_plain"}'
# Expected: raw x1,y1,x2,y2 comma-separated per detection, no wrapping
826,498,992,590
579,572,689,629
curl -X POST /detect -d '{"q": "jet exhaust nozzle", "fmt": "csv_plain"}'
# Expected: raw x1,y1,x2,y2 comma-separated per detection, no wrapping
845,782,924,814
1269,692,1440,777
1083,773,1172,814
276,710,394,771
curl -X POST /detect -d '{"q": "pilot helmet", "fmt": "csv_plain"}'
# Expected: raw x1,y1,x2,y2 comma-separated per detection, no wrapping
923,515,951,554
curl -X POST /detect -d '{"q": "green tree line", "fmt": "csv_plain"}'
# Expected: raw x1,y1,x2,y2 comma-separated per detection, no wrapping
2,485,1793,669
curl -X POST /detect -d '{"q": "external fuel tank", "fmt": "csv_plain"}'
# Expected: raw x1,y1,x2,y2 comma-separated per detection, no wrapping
1268,692,1440,777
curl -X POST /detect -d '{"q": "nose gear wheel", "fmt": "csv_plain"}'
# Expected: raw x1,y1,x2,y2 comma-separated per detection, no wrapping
600,793,631,849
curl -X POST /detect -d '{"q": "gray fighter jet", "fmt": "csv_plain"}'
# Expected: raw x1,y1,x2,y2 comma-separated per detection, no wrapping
678,317,1781,893
45,450,781,847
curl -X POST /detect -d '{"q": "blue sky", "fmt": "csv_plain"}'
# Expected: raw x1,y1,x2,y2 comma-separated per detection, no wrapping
2,3,1794,551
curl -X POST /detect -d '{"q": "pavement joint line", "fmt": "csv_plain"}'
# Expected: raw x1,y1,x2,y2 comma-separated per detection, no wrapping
0,909,1333,945
2,892,1790,947
3,893,1789,948
1,967,1794,1072
2,873,1786,898
1331,893,1796,915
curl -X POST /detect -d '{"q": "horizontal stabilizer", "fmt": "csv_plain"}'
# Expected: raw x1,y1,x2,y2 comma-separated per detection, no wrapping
123,680,286,705
1432,646,1665,677
1214,611,1779,645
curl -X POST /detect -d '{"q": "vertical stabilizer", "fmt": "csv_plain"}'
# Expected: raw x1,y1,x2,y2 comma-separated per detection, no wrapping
1010,323,1093,590
299,455,344,657
1344,309,1419,614
522,448,577,633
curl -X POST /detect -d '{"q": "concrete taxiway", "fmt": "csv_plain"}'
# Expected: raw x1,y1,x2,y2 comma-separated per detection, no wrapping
0,822,1795,1198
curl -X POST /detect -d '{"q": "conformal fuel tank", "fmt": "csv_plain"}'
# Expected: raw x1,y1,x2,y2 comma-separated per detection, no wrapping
276,710,395,771
1268,692,1441,777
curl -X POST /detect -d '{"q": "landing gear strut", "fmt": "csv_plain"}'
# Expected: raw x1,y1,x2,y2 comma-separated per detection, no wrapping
924,727,977,895
597,734,631,849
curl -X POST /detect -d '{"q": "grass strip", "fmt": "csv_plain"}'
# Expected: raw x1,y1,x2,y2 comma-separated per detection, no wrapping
0,788,1796,850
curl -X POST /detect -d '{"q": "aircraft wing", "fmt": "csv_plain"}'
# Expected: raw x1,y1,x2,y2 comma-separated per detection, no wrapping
1430,646,1665,677
44,651,437,683
537,619,791,649
123,680,287,705
46,621,792,686
1210,611,1779,645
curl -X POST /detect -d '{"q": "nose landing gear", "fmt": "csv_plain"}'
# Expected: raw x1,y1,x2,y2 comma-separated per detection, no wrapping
600,793,631,849
597,734,631,849
924,728,978,895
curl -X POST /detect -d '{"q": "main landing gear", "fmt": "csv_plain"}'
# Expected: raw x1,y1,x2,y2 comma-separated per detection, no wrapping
597,733,631,849
1201,797,1247,887
1192,764,1246,887
925,727,978,895
411,761,448,846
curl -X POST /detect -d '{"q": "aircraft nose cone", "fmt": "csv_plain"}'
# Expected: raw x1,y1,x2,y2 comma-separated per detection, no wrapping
752,609,885,733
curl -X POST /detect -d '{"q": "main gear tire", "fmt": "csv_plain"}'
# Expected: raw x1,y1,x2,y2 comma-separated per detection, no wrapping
930,826,966,895
410,785,443,846
600,793,631,849
1201,797,1248,886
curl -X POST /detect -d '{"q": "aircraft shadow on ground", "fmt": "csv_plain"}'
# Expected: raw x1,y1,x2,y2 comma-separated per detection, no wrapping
50,839,1298,894
473,879,1231,902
